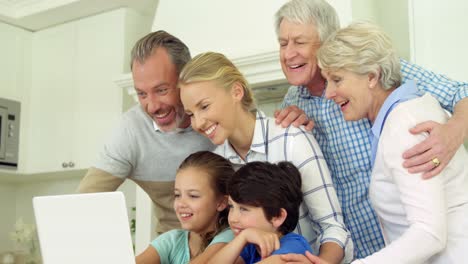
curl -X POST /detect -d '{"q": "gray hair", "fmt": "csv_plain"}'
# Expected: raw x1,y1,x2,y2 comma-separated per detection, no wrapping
317,21,401,90
274,0,340,42
130,30,191,74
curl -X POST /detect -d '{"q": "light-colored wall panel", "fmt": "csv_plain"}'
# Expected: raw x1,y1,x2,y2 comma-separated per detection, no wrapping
0,183,17,252
409,0,468,81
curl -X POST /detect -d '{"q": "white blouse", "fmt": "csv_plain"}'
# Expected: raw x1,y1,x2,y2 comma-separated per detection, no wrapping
354,94,468,264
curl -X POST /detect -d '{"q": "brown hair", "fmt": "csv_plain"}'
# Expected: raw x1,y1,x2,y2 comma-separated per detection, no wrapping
178,151,234,251
130,30,191,75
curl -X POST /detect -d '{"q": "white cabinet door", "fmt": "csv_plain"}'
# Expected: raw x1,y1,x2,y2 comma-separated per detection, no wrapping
72,11,125,170
26,24,77,173
23,10,126,173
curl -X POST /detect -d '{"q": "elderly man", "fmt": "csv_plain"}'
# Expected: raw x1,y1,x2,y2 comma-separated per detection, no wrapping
274,0,468,262
78,31,215,234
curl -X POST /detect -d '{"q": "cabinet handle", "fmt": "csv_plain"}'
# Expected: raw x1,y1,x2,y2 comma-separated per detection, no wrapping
62,162,69,168
68,161,75,168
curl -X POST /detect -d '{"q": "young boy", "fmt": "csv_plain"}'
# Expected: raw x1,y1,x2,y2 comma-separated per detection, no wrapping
208,161,313,264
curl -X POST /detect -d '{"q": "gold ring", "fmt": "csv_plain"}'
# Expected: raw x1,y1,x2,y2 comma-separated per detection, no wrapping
432,157,441,167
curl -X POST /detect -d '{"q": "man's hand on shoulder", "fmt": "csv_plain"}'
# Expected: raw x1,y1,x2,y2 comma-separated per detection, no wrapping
280,251,322,264
402,120,464,179
274,105,314,131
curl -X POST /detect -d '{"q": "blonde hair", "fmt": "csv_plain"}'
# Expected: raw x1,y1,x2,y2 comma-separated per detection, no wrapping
317,21,401,89
179,52,256,112
274,0,340,43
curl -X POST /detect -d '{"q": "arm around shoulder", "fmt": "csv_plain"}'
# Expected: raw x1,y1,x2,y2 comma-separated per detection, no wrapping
77,167,124,193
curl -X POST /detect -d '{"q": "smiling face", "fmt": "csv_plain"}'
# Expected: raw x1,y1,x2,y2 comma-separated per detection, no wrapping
227,197,279,237
279,19,324,95
173,166,226,234
180,80,242,145
323,69,374,121
132,48,189,132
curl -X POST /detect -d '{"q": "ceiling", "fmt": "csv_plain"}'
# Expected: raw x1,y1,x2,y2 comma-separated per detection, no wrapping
0,0,157,31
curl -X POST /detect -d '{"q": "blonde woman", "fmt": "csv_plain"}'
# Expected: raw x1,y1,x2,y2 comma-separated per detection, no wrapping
179,52,353,264
317,21,468,263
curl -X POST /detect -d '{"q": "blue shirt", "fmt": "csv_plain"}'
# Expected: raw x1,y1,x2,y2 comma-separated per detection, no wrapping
240,233,313,264
281,59,468,258
370,80,423,164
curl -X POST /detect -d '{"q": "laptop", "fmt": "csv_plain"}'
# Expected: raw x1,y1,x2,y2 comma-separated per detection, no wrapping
33,192,136,264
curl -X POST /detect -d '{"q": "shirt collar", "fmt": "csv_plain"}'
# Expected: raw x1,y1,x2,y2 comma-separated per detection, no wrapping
298,85,313,98
297,84,328,98
221,110,268,160
371,80,420,138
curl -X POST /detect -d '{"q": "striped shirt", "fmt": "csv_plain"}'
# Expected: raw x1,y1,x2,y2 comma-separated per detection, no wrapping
214,110,354,263
281,59,468,258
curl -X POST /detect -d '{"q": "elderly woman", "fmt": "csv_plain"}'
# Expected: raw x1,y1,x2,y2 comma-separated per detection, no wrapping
316,21,468,263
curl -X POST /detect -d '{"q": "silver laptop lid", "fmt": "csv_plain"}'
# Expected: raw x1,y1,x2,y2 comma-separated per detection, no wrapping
33,192,135,264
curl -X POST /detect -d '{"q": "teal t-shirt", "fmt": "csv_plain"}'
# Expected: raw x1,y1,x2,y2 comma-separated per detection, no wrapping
151,228,234,264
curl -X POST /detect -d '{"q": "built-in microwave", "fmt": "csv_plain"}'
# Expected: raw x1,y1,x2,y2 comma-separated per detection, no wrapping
0,98,20,170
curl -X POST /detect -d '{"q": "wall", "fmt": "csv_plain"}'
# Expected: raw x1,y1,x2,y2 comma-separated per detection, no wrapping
351,0,410,60
152,0,284,59
258,100,283,116
0,183,17,252
123,8,154,73
409,0,468,81
152,0,352,60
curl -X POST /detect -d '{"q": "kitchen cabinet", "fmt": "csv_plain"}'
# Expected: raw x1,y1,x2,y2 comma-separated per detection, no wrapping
21,10,128,173
0,23,31,103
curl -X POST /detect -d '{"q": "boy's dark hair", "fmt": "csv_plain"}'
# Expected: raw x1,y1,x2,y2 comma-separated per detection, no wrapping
178,151,234,250
228,161,303,234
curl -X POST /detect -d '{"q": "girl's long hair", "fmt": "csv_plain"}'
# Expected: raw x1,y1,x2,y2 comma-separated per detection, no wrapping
177,151,234,251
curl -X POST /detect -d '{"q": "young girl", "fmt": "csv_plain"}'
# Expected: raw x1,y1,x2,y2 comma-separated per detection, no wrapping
135,151,235,264
179,52,353,263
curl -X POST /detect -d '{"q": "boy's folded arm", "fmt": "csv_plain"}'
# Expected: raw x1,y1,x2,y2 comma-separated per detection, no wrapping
207,233,248,264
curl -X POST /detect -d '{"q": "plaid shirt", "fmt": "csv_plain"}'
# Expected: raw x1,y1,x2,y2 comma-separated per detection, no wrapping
215,111,354,263
281,59,468,258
